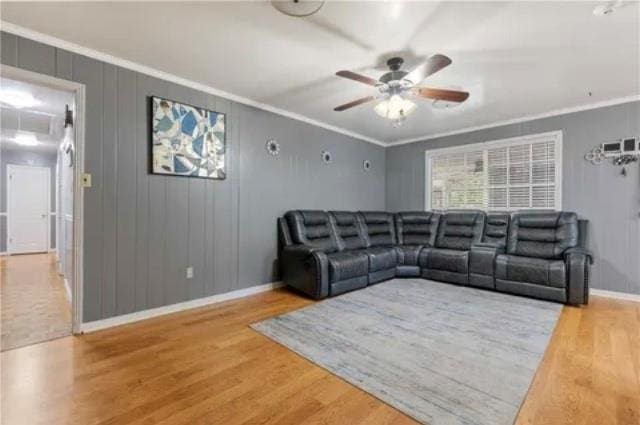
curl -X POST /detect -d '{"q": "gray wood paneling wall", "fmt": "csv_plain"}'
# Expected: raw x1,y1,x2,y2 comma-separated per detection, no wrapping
386,101,640,295
0,32,386,321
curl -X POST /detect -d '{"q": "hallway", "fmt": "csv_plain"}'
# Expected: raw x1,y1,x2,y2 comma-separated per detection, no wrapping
1,253,71,351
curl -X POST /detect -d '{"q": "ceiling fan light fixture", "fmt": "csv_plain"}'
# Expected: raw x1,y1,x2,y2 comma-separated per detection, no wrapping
271,0,325,17
374,94,416,120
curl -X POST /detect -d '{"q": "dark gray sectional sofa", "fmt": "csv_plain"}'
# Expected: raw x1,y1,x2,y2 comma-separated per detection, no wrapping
277,209,593,305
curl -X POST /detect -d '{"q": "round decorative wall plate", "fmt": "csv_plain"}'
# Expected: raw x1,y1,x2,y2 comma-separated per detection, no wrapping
363,159,372,171
265,139,280,156
321,150,332,164
584,146,604,164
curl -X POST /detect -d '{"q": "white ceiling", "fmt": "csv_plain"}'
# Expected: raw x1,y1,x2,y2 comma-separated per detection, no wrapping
0,77,73,152
1,1,638,145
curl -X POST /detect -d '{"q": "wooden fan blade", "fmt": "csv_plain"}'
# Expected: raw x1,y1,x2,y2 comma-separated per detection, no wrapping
412,87,469,103
336,70,379,86
405,54,452,85
334,96,376,111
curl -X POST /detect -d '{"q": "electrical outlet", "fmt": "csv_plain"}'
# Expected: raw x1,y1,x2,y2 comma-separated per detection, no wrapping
82,173,92,188
186,267,194,279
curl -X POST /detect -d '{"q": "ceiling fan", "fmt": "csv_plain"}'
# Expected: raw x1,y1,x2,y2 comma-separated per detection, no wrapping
333,54,469,126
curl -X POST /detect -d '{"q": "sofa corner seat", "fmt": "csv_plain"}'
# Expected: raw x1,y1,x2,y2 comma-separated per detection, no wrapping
394,211,440,277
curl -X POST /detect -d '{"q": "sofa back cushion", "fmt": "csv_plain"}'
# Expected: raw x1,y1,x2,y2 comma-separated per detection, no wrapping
358,211,396,247
395,211,440,246
483,212,510,245
329,211,367,250
285,210,339,253
507,211,578,259
435,210,485,250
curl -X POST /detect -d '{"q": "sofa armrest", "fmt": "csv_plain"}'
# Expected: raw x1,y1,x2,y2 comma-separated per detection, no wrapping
281,245,329,300
564,248,593,305
564,247,593,264
469,243,505,276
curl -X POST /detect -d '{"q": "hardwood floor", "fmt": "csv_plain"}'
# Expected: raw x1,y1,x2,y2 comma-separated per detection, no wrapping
1,253,72,351
1,285,638,425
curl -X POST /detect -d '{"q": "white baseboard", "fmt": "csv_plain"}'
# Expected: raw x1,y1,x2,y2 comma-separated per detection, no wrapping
590,288,640,302
0,251,7,256
63,278,72,303
80,281,284,333
69,283,640,333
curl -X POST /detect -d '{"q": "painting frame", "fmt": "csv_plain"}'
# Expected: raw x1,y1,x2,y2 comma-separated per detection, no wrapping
149,95,227,180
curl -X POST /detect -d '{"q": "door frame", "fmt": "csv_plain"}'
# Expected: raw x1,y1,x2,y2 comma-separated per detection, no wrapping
1,64,86,335
7,164,51,254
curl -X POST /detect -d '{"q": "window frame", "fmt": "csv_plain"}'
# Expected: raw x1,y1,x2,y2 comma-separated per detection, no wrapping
424,130,563,211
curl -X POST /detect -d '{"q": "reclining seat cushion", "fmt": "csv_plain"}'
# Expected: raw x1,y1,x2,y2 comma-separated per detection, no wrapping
507,211,578,259
420,210,485,285
422,248,469,273
358,211,396,247
361,247,397,272
494,211,578,303
329,211,367,251
326,251,369,283
495,255,566,288
285,210,339,253
434,210,485,251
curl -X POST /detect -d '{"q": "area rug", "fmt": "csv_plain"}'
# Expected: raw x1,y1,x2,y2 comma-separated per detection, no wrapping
251,278,562,425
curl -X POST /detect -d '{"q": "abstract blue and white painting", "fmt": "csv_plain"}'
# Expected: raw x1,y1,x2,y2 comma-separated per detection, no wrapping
151,96,226,179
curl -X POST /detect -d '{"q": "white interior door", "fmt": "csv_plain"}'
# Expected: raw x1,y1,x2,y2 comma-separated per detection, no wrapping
8,165,50,254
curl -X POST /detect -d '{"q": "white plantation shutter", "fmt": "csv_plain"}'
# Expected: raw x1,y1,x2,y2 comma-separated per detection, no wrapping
426,132,561,211
487,147,507,209
531,141,556,208
430,150,484,209
431,155,448,209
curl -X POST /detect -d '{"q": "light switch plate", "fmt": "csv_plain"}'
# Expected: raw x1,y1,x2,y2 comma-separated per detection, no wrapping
186,267,194,279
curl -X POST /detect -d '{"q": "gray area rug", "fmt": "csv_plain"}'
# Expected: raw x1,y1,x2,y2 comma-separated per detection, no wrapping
251,279,562,425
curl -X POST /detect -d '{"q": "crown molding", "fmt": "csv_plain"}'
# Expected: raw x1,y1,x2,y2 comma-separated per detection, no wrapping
0,21,387,147
4,21,638,150
389,95,640,147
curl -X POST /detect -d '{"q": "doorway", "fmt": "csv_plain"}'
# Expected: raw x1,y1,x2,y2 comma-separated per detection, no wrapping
1,66,84,351
7,164,50,253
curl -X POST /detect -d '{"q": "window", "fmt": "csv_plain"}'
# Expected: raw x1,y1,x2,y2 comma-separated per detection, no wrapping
426,131,562,211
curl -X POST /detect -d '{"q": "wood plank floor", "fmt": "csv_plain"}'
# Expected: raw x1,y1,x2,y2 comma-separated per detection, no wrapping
1,253,72,351
1,284,638,424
